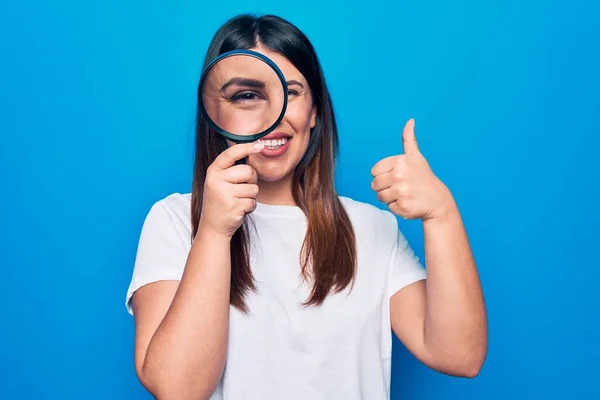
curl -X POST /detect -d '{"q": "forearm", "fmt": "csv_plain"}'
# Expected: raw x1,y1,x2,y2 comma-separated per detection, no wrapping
142,226,232,399
422,197,487,374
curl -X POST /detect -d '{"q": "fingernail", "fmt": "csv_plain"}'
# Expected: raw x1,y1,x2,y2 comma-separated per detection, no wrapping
253,142,264,150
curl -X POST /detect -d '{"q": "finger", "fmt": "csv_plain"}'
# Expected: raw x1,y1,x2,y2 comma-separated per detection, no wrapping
388,200,404,217
213,142,265,171
371,156,397,177
231,183,259,199
401,118,419,154
376,188,396,204
238,198,257,214
222,164,258,184
371,171,393,191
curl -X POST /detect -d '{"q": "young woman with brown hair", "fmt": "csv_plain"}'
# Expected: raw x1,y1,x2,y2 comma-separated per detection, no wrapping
125,13,487,400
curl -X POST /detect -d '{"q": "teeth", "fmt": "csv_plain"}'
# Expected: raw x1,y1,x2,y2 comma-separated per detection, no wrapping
258,137,289,148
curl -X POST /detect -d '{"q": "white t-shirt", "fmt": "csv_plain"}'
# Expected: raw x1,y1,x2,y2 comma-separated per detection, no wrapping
126,193,426,399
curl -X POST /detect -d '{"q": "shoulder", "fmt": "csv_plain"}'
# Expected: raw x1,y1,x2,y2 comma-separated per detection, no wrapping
339,196,399,238
150,192,192,219
127,193,192,314
141,192,193,242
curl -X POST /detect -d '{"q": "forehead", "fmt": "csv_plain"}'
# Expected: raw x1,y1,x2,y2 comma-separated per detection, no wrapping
249,46,306,83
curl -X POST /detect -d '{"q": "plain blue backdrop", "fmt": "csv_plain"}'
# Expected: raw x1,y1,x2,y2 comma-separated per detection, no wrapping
1,0,599,399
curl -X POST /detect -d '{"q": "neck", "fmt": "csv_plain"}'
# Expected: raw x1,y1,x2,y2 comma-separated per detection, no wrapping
257,173,296,206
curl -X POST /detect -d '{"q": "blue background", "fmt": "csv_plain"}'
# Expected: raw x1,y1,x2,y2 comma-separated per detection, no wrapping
1,0,599,399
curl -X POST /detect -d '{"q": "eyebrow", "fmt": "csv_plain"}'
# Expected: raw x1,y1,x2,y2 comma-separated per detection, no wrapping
220,77,265,92
287,80,304,88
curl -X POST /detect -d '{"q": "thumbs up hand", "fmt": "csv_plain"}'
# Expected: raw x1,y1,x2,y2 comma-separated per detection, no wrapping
371,118,453,220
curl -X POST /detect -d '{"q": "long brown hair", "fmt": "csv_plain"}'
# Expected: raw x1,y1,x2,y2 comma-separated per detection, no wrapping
191,14,356,312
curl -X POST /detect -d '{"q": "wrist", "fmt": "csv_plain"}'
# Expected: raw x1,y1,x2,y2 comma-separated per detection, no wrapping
195,222,233,244
423,187,458,223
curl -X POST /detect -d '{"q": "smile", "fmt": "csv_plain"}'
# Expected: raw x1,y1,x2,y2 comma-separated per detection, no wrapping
257,138,289,150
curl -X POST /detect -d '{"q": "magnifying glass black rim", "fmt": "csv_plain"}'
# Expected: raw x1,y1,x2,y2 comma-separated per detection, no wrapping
199,49,288,144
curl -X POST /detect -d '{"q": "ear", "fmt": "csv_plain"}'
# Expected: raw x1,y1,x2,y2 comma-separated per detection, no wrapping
310,104,317,128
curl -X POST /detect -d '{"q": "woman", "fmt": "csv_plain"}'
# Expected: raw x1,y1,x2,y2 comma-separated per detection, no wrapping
125,13,487,400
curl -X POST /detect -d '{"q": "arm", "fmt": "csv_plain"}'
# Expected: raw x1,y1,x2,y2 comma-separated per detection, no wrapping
371,118,487,377
130,141,262,399
390,197,487,377
132,227,232,399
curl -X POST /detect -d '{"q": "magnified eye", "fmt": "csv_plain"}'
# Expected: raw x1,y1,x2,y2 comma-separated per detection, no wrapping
230,91,265,102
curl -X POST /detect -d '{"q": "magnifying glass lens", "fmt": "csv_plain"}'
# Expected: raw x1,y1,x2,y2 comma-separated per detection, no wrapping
200,53,286,143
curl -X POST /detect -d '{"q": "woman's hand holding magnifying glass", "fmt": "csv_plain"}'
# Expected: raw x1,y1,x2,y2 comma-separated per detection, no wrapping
199,142,265,239
370,118,455,221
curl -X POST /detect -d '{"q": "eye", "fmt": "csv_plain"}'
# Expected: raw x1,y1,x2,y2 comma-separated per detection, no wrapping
287,89,299,96
230,91,264,102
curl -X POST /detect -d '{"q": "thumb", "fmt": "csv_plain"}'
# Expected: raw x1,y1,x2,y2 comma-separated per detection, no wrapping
401,118,419,154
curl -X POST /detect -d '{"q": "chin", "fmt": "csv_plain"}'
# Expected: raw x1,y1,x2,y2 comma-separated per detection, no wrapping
248,140,307,183
253,162,293,182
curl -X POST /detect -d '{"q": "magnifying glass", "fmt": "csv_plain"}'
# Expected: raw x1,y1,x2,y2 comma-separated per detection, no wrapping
199,49,288,161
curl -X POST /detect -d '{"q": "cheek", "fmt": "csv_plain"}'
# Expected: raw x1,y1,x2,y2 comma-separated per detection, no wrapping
294,131,311,157
287,102,314,137
288,107,312,154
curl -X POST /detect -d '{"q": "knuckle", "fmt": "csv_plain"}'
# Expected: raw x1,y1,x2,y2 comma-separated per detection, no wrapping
248,199,257,212
204,174,217,189
396,156,407,169
393,169,403,180
225,196,237,211
242,165,254,178
395,183,408,195
205,167,215,180
238,198,253,213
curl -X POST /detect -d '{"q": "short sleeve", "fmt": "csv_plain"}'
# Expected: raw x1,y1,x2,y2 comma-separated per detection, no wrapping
125,200,191,314
386,213,427,298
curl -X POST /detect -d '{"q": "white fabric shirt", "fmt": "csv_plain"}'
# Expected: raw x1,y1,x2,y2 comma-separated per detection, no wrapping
126,193,426,399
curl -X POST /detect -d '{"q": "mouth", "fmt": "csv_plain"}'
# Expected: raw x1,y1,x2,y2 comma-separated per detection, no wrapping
256,132,292,157
257,132,291,151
